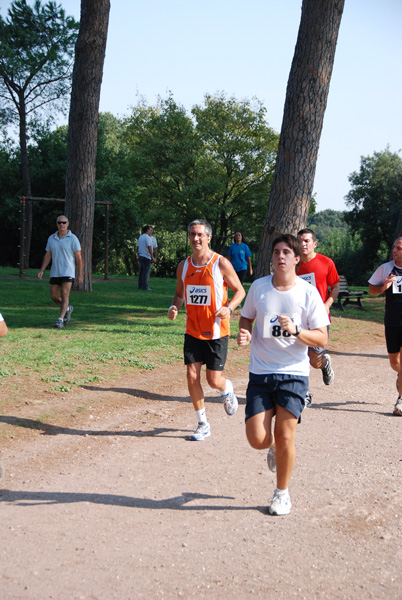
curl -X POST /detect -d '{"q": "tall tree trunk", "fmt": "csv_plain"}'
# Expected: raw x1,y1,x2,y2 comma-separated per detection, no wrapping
19,100,32,268
256,0,345,277
64,0,110,291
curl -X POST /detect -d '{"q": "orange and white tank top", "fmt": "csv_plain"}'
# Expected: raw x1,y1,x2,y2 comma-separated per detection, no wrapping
182,252,230,340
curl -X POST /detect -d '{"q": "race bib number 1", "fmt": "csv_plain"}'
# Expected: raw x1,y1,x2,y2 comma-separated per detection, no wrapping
263,314,300,338
392,277,402,294
186,285,211,306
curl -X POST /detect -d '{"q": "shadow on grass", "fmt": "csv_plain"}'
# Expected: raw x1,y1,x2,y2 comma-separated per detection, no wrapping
1,489,269,513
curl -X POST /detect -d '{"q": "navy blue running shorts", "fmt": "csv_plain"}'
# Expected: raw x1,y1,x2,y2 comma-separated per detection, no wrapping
184,334,228,371
245,373,308,421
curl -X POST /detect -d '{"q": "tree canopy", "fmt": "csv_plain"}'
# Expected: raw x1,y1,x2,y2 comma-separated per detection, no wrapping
0,0,79,128
125,93,279,252
345,147,402,270
0,0,79,265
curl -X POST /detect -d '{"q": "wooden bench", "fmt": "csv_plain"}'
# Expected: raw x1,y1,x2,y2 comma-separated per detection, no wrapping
333,275,368,311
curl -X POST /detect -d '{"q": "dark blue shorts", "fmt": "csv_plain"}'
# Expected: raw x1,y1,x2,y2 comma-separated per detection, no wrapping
184,334,228,371
245,373,308,421
385,326,402,354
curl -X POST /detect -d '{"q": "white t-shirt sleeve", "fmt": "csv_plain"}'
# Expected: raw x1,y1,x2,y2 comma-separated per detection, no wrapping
368,262,392,286
240,280,258,321
0,313,3,321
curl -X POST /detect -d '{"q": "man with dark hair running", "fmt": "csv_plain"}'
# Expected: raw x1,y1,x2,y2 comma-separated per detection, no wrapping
238,234,329,515
297,228,340,405
168,219,245,440
369,237,402,416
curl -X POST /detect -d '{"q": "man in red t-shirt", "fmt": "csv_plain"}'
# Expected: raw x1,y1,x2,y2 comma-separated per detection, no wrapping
297,228,340,405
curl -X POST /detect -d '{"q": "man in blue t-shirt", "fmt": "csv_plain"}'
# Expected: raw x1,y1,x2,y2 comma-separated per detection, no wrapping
38,216,82,329
227,231,253,284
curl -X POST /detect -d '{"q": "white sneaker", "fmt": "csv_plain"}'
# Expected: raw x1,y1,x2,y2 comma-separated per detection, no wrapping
267,446,276,472
64,305,74,323
304,391,313,407
393,397,402,416
268,491,292,516
189,422,211,441
55,318,64,329
222,380,238,415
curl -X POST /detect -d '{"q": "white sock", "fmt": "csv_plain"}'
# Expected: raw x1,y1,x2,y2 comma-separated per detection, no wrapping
196,409,207,424
222,379,233,396
275,488,289,497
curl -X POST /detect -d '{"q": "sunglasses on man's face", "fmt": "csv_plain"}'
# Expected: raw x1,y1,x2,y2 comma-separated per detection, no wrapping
57,221,68,225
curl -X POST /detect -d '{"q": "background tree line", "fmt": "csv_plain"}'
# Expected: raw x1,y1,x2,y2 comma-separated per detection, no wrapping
0,92,280,277
1,93,401,284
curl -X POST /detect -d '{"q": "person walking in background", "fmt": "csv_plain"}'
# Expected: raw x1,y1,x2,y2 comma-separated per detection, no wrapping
168,219,245,441
368,237,402,416
237,234,329,515
38,216,82,329
137,225,156,290
149,226,158,264
227,231,253,284
297,228,340,406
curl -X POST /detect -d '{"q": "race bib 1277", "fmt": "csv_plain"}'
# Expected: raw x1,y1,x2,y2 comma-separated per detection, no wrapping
186,285,212,306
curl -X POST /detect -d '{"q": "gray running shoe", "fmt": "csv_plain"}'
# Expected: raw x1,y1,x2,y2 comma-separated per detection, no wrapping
188,422,211,441
55,318,64,329
267,446,276,472
304,392,312,407
269,491,292,516
322,353,334,385
64,305,74,323
393,397,402,416
222,381,238,415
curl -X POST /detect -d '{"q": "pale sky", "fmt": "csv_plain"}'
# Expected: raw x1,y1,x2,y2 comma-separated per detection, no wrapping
1,0,401,213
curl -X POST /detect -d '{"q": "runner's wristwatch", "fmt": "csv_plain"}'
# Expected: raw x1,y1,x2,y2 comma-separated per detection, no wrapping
292,325,301,336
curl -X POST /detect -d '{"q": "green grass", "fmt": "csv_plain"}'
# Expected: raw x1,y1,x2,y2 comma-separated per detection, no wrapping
0,270,386,395
0,272,186,391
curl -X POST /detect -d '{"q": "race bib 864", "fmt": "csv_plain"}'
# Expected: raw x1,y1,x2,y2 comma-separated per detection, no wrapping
263,313,301,338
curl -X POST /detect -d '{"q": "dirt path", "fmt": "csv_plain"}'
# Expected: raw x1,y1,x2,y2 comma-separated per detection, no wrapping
0,322,401,600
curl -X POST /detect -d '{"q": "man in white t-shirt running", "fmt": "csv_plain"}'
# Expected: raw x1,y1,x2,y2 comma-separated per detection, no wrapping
237,234,329,516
